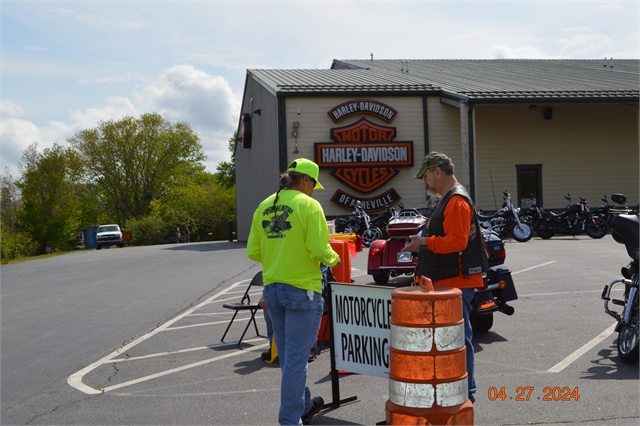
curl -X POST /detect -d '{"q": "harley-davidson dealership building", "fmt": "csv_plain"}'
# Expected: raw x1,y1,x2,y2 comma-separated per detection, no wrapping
234,59,639,241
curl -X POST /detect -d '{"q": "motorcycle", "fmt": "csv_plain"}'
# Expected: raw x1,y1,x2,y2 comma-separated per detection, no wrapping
478,189,533,242
518,195,542,227
369,204,399,240
534,194,608,239
470,228,518,333
334,202,382,248
601,213,639,364
593,193,638,229
367,219,517,333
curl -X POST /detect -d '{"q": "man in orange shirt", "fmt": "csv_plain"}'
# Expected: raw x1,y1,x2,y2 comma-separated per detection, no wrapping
403,152,488,404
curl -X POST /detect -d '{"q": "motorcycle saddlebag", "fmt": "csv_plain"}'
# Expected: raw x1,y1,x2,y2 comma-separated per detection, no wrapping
486,267,518,302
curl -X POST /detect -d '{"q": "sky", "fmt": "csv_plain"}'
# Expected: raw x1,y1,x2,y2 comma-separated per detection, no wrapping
1,0,638,179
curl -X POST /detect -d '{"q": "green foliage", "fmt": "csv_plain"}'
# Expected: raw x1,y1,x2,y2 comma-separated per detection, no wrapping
68,113,206,229
126,201,169,246
1,168,38,261
1,226,38,261
16,143,84,254
214,132,237,189
127,173,236,245
9,117,239,259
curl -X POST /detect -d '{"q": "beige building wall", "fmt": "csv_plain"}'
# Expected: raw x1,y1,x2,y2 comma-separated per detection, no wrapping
474,103,639,211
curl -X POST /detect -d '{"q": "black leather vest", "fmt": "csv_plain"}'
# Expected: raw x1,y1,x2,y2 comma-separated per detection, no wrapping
415,184,489,282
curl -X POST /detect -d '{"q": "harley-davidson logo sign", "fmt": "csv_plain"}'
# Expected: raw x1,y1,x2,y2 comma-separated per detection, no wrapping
314,118,413,193
328,99,398,123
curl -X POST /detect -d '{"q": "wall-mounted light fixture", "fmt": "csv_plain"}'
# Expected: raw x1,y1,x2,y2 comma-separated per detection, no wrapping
529,105,537,114
253,109,261,116
292,121,300,153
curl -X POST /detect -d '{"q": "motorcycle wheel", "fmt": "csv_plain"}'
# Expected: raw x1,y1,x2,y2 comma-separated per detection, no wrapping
470,311,494,333
586,217,608,239
372,272,390,285
362,227,381,248
617,309,639,364
537,228,555,239
511,222,533,242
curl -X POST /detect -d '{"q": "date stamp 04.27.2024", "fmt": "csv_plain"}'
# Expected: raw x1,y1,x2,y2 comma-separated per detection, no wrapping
487,386,580,402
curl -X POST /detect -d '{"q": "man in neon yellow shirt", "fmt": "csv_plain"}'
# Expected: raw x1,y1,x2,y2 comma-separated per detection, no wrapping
247,158,339,425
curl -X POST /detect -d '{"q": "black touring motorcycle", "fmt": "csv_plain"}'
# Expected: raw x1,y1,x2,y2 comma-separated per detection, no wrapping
601,213,639,364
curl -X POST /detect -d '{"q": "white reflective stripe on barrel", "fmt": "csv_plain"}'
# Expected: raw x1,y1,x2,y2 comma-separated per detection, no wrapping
389,379,435,408
436,378,468,407
389,378,468,409
390,326,433,352
434,322,464,351
390,323,464,352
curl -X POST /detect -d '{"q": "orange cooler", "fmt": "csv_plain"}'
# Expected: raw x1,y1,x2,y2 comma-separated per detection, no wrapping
329,240,352,283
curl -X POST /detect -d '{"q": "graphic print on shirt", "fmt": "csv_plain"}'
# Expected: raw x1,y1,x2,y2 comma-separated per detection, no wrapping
262,205,293,238
469,222,477,242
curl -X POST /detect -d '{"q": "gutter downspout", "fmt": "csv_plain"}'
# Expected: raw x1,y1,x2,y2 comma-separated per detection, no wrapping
468,103,476,201
422,96,430,154
277,97,288,172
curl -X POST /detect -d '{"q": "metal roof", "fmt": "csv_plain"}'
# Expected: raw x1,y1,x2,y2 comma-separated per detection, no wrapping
249,59,639,103
249,68,438,96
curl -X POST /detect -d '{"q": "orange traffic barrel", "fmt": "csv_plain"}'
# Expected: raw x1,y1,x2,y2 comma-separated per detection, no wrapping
329,239,352,283
386,276,473,425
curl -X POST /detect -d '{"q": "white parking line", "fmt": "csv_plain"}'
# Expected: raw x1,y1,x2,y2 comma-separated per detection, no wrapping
115,338,265,362
164,316,256,331
511,261,556,275
547,322,617,373
101,343,269,393
67,277,259,395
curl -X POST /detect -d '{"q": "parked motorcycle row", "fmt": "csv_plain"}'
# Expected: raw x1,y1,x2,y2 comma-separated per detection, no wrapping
478,189,533,242
332,191,638,247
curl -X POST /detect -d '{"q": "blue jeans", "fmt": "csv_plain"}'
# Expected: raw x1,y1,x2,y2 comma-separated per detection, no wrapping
461,288,476,403
264,310,273,343
263,283,323,426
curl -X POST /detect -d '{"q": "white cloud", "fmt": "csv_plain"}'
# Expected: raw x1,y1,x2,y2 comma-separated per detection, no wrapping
68,96,139,129
490,45,556,59
559,28,615,56
1,67,240,177
95,72,144,84
0,117,73,176
134,65,241,167
53,9,146,32
600,3,624,12
1,99,25,118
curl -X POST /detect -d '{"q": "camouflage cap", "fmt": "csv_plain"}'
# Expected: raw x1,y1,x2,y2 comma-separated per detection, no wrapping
414,152,452,179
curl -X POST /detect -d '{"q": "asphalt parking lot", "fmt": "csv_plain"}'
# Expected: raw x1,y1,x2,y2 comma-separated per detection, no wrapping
1,235,638,425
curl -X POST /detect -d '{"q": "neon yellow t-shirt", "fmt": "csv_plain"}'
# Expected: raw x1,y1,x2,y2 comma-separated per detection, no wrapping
247,189,339,293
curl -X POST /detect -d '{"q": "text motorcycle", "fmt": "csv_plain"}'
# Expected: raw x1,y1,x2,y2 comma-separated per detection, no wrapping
533,194,608,239
601,213,639,364
478,189,533,242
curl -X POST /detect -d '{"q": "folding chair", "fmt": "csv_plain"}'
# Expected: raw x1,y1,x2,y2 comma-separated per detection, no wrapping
220,271,265,346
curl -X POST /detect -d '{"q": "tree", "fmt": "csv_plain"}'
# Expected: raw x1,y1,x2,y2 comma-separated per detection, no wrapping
1,168,38,260
214,131,237,189
16,143,84,254
68,113,206,229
